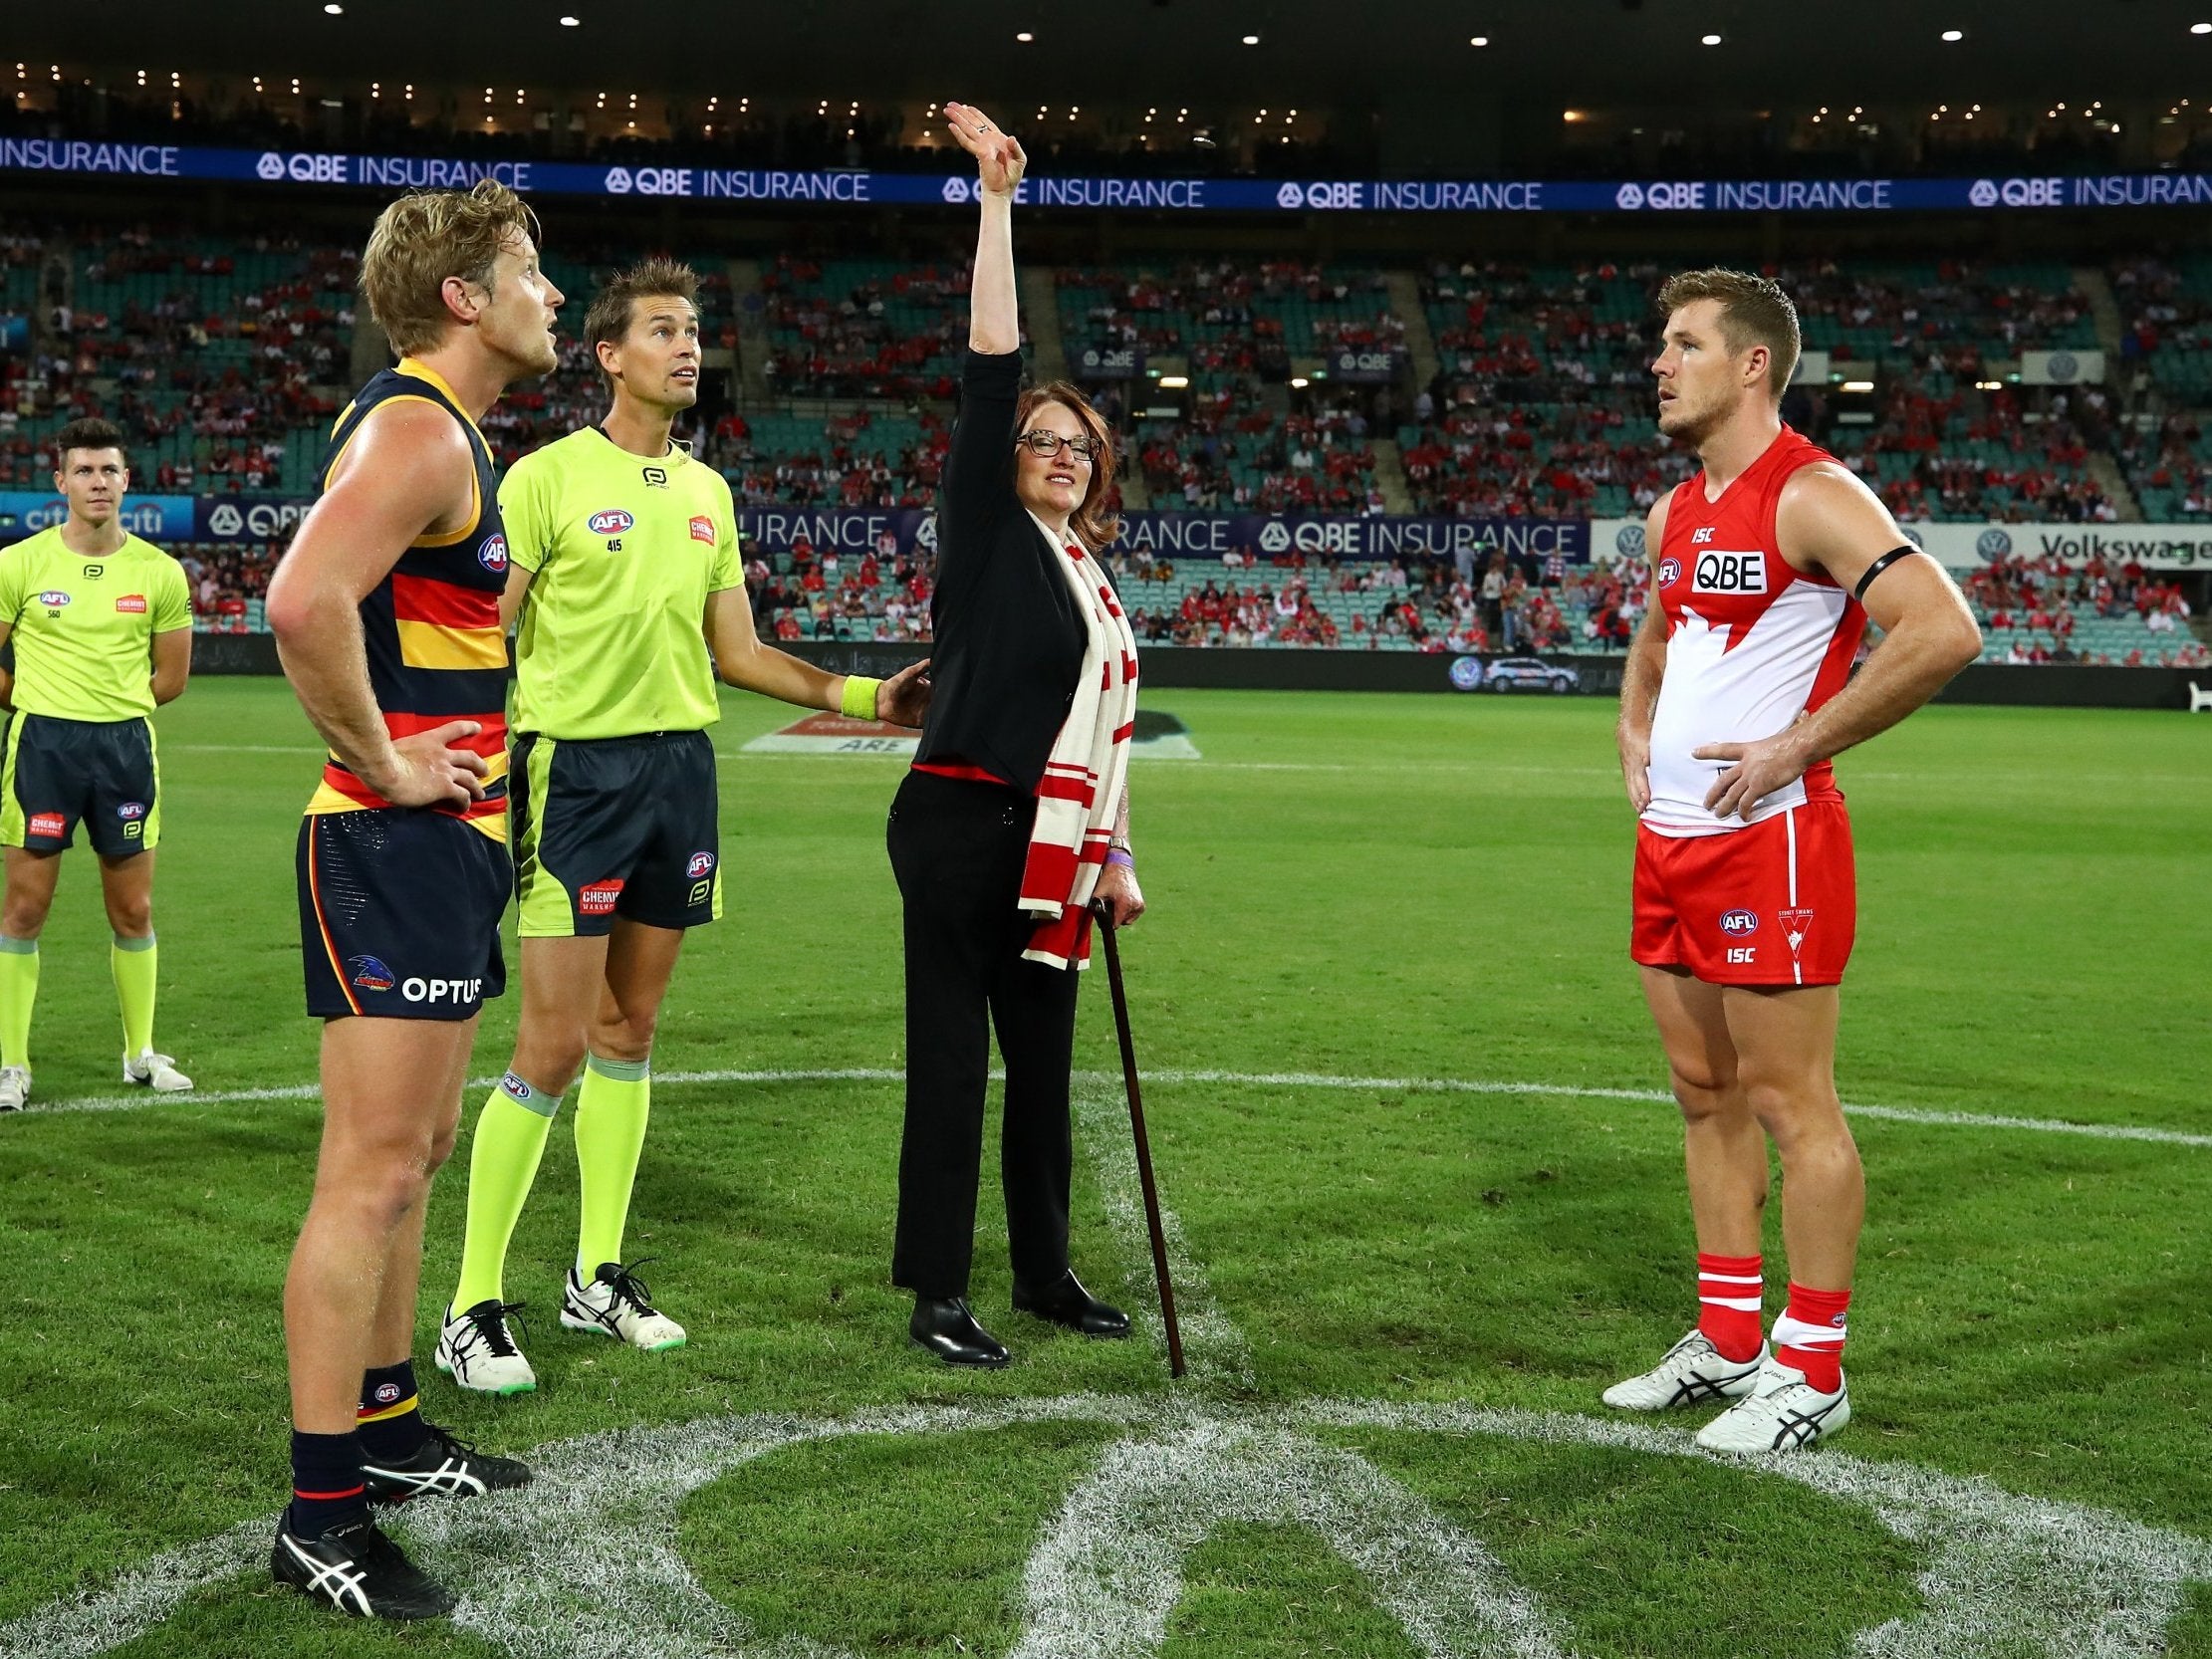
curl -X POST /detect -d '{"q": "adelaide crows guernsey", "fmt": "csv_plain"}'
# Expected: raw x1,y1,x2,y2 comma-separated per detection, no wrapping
302,356,512,839
1641,425,1866,838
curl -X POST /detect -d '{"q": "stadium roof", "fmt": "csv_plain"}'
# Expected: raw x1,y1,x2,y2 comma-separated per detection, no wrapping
12,0,2197,114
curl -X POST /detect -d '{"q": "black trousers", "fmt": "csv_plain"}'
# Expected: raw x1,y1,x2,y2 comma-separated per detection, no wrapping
886,769,1081,1300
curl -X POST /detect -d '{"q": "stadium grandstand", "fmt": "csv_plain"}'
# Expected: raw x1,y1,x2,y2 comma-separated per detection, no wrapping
4,222,2207,664
5,26,2212,671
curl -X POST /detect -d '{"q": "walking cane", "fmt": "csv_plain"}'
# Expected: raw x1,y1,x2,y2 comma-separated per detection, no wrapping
1094,904,1186,1379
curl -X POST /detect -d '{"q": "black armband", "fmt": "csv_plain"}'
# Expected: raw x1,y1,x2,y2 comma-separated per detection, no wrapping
1853,546,1921,600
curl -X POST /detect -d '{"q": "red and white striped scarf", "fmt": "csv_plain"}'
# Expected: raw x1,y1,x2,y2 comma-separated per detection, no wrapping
1018,513,1139,970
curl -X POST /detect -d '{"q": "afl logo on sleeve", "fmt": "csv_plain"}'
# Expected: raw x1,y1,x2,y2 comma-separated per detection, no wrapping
479,533,509,574
587,509,635,537
1691,551,1768,594
1656,557,1681,588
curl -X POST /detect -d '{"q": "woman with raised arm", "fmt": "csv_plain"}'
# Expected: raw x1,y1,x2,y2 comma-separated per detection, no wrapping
885,104,1147,1367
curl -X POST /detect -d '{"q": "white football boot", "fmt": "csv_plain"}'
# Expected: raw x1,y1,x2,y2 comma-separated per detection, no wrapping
0,1065,28,1111
1694,1357,1851,1453
561,1261,686,1351
433,1300,537,1395
1601,1329,1769,1411
123,1049,193,1091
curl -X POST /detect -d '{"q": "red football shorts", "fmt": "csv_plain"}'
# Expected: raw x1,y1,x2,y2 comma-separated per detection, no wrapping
1631,800,1856,988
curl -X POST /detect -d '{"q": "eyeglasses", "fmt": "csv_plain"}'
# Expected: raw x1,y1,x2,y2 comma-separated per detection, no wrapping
1015,430,1102,463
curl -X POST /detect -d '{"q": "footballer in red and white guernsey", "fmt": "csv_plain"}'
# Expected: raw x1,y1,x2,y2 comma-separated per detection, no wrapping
1607,269,1981,1453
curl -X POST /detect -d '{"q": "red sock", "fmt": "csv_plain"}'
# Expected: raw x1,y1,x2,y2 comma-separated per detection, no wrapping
1695,1252,1764,1362
1772,1282,1851,1393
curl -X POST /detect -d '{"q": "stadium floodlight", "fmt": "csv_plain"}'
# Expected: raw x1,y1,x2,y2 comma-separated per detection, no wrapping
2195,21,2212,32
1701,32,1722,45
1941,28,1963,41
560,13,581,23
1242,33,1260,44
1470,35,1489,46
1016,30,1034,40
1841,379,1874,392
323,3,343,12
1159,375,1190,388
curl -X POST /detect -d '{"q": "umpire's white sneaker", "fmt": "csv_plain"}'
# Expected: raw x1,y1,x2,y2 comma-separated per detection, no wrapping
434,1300,537,1395
0,1065,28,1111
1601,1329,1767,1411
123,1049,192,1091
1694,1357,1850,1453
561,1262,686,1351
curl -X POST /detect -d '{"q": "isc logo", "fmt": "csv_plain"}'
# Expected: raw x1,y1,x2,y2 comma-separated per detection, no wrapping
1692,551,1767,594
1725,947,1758,965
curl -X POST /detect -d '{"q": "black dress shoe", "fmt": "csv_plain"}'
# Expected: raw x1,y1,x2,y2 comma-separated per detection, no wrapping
909,1296,1011,1367
1013,1270,1131,1338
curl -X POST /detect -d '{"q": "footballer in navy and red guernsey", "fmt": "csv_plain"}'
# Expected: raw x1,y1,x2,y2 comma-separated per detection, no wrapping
1604,268,1981,1456
261,181,563,1622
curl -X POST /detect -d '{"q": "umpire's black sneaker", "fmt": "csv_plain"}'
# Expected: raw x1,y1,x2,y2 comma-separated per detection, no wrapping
271,1514,455,1620
363,1420,533,1505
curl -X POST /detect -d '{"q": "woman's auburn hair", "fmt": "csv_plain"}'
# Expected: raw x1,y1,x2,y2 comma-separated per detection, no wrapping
1014,380,1120,554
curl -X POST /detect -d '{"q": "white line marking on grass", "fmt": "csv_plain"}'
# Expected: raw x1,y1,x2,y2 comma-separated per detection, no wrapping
8,1395,2208,1659
36,1066,2212,1151
1074,1090,1256,1388
1010,1416,1571,1659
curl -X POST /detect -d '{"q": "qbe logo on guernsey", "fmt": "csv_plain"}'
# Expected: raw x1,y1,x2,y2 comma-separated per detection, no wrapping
1692,551,1766,593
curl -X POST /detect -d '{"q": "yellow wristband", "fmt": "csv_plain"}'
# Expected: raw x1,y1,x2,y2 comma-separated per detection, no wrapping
840,675,882,720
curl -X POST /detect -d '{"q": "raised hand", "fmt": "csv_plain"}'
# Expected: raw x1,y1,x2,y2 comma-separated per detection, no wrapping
944,103,1026,196
376,719,489,810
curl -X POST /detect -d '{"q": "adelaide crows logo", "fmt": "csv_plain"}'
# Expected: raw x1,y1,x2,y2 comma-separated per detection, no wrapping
347,955,396,993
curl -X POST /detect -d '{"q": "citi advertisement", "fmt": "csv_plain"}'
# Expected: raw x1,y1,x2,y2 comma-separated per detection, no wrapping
0,490,197,542
8,135,2212,216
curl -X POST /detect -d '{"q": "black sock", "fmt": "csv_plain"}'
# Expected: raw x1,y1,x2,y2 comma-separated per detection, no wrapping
356,1359,428,1461
286,1429,367,1540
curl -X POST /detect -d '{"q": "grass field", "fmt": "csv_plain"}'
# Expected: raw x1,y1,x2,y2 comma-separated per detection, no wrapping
0,678,2207,1659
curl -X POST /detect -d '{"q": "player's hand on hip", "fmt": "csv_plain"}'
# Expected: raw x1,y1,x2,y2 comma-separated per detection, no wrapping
1694,727,1808,821
876,657,932,728
1092,863,1145,928
944,104,1026,195
1616,721,1652,813
380,720,489,810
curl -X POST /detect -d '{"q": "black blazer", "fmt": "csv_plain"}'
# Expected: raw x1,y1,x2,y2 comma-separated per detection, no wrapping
913,348,1090,793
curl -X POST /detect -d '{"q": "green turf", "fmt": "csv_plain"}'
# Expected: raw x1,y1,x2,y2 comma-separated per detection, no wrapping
0,680,2207,1656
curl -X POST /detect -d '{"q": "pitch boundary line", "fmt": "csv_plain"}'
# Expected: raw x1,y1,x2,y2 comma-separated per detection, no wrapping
26,1064,2210,1148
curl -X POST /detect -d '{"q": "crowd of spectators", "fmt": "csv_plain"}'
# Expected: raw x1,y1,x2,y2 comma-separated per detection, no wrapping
712,407,953,512
1840,387,2117,524
1963,549,2206,666
743,538,935,642
1104,544,1650,652
760,256,969,400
